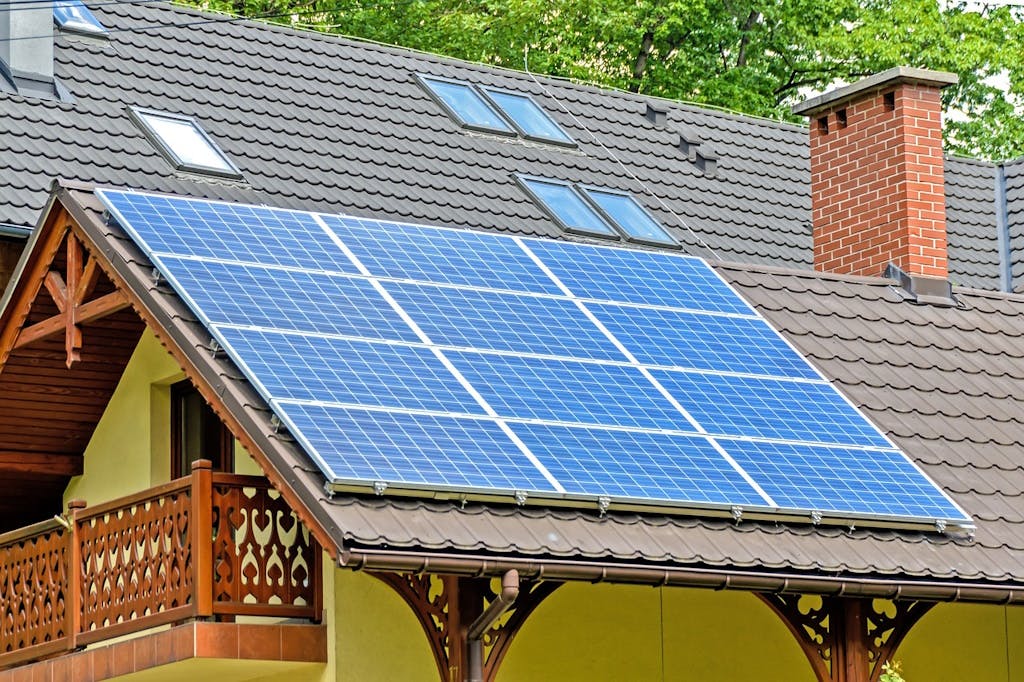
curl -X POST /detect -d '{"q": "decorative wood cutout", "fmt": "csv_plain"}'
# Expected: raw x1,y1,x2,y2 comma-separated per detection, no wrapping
13,229,128,367
759,593,934,682
371,571,561,682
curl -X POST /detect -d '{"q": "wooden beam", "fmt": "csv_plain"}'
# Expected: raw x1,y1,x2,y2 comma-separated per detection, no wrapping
44,270,68,313
0,450,82,477
14,291,129,350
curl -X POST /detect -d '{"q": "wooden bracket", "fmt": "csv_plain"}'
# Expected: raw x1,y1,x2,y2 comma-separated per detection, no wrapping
759,593,934,682
371,571,560,682
13,229,127,366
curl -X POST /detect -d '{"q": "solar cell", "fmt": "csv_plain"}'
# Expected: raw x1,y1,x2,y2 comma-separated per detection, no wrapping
385,281,625,360
525,239,754,314
652,370,891,448
215,327,484,415
511,423,766,504
278,404,557,491
590,302,820,378
447,351,689,430
95,189,972,529
98,190,357,272
719,439,965,519
321,215,563,294
160,257,419,341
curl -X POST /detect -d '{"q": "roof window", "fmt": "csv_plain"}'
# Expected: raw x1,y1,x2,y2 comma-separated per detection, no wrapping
518,177,617,238
53,0,108,36
481,87,574,145
420,75,574,146
581,187,678,246
420,76,516,135
517,175,678,247
130,108,243,179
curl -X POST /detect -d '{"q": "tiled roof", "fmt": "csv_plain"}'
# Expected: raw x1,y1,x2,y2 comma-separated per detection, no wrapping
60,185,1024,595
0,1,1012,287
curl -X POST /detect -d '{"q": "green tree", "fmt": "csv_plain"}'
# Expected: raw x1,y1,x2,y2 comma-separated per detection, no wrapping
185,0,1024,160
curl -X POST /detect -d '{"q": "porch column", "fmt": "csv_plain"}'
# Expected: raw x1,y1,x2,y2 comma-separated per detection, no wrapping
759,593,934,682
371,571,561,682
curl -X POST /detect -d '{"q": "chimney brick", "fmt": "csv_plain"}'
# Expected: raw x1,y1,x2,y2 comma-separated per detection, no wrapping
793,68,958,279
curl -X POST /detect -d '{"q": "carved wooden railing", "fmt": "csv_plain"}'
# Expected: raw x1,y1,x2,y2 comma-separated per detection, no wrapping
0,460,321,668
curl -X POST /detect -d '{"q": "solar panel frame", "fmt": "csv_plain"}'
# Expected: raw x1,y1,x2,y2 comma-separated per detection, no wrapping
96,188,975,532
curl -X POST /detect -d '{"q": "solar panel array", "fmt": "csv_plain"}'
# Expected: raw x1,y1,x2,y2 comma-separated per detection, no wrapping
96,188,972,529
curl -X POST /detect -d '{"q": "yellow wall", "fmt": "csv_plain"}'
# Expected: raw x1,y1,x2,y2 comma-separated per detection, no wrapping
897,602,1024,681
497,583,814,682
63,330,182,508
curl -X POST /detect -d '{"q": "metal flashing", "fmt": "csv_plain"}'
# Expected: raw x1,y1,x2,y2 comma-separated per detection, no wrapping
793,67,959,116
995,163,1012,292
883,263,957,307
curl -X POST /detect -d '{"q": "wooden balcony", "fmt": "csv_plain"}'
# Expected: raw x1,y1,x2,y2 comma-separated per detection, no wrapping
0,460,322,672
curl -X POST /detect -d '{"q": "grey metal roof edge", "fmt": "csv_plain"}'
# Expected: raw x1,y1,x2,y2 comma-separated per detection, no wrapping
945,154,997,169
792,67,959,116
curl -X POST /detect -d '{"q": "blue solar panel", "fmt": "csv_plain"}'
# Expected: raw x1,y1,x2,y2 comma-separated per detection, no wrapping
525,239,754,314
278,404,556,491
591,303,819,378
321,215,562,294
95,189,972,529
98,190,358,273
652,370,891,448
511,423,765,504
160,257,419,341
719,439,965,518
386,281,625,360
447,351,689,430
215,327,484,414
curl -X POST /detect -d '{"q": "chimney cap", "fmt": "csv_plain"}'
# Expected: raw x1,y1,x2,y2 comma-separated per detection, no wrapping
792,67,958,117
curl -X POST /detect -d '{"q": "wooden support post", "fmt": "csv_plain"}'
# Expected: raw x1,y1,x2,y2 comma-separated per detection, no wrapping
759,593,934,682
190,459,214,618
66,498,87,651
371,571,561,682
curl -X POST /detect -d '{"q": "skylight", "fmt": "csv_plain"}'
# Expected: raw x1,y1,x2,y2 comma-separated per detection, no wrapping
420,76,515,135
582,187,679,246
518,175,678,247
53,0,108,36
420,75,575,146
482,87,574,145
517,177,617,238
130,108,242,179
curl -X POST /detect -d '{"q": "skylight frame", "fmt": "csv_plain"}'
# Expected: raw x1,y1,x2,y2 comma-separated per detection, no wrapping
129,107,244,180
53,0,109,37
578,184,680,248
479,86,576,147
515,175,620,240
417,74,518,138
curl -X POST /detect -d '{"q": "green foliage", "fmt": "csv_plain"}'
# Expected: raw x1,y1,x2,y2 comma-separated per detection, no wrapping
879,660,907,682
182,0,1024,160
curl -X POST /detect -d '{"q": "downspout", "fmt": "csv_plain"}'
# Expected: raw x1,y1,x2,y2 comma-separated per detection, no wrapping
995,162,1012,292
466,569,519,682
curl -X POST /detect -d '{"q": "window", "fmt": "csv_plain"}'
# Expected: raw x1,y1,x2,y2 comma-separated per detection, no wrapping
481,87,574,145
171,381,233,479
130,108,243,179
420,76,516,135
420,75,574,146
518,175,678,247
581,187,679,247
517,177,617,238
53,0,108,36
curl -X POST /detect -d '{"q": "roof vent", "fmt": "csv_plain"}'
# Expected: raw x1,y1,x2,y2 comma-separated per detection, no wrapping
645,103,668,127
884,263,956,307
678,132,717,177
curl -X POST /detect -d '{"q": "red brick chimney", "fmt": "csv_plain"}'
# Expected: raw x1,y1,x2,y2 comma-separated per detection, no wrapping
793,67,958,283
